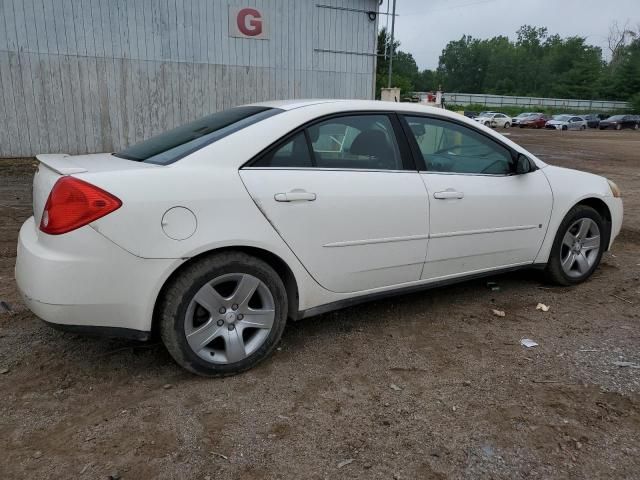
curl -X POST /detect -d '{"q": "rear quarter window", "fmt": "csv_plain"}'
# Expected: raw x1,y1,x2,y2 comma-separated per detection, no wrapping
114,106,282,165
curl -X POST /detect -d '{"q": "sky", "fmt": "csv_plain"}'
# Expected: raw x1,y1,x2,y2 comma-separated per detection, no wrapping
378,0,640,70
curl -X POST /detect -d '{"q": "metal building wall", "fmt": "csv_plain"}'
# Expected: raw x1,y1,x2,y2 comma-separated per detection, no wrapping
0,0,379,157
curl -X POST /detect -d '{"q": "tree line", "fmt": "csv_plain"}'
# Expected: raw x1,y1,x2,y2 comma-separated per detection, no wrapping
376,24,640,111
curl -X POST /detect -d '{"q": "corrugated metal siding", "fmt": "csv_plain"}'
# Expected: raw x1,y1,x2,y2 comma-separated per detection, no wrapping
0,0,378,157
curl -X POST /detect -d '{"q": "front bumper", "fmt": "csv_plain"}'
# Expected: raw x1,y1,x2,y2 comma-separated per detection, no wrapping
16,217,179,335
607,197,623,249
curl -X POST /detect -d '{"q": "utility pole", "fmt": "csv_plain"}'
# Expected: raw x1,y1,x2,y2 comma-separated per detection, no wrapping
387,0,396,88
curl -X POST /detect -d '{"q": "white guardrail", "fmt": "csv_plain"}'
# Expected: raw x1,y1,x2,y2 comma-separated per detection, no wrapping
425,93,631,112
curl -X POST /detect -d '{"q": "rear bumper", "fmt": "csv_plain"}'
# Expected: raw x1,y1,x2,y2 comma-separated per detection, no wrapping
41,319,150,340
15,217,179,333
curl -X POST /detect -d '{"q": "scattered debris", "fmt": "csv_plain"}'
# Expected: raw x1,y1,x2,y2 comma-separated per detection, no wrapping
613,361,640,369
492,309,505,317
79,463,92,474
611,294,633,305
462,380,471,387
536,303,550,312
486,281,500,291
108,473,121,480
337,459,354,469
162,384,173,390
520,338,539,348
482,445,495,457
0,301,12,314
578,349,599,353
389,383,402,391
0,367,9,374
33,450,42,459
211,452,229,460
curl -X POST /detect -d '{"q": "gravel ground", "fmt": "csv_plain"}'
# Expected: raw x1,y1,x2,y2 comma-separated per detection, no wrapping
0,129,639,479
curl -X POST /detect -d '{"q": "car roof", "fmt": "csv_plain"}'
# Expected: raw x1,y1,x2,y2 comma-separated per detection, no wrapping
250,99,481,121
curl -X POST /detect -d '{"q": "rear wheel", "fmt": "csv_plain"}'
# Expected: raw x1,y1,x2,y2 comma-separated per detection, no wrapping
159,252,288,376
504,122,511,129
616,124,622,130
634,123,639,130
545,205,606,285
562,125,568,131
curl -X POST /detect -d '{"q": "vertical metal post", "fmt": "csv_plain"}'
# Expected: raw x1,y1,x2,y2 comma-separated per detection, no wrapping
387,0,396,88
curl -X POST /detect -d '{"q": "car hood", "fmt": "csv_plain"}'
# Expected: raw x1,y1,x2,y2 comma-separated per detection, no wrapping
546,120,567,125
541,165,612,198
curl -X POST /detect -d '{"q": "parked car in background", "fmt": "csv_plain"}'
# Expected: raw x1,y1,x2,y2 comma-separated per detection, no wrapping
15,99,623,376
463,111,479,119
512,112,537,127
599,115,639,130
583,114,601,129
474,112,512,129
545,115,587,131
519,114,549,129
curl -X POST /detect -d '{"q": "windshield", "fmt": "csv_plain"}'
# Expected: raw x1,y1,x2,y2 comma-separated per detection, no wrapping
516,112,533,118
607,115,625,121
554,115,571,121
114,106,281,164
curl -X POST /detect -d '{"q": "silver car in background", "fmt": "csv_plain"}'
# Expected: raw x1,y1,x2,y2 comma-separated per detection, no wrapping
545,115,588,131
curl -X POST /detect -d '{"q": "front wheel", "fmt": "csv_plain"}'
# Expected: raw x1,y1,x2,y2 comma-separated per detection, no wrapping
616,124,622,130
159,252,288,376
545,205,606,285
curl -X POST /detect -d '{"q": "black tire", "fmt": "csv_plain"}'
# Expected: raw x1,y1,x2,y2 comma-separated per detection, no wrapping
504,122,511,129
159,251,288,377
616,124,622,131
544,205,606,286
562,125,568,131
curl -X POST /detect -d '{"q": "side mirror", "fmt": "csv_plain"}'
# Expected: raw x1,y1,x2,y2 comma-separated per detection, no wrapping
515,153,533,174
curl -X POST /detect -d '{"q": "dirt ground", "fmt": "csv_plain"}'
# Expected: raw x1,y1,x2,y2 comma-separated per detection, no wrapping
1,129,639,480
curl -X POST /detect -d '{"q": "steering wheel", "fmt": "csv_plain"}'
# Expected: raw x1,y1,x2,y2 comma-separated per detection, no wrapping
432,144,478,156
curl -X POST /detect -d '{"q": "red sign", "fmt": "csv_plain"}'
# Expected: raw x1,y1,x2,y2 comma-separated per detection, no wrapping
229,7,268,39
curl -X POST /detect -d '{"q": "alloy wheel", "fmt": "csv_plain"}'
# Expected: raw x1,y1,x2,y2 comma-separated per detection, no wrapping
560,218,601,278
184,273,275,364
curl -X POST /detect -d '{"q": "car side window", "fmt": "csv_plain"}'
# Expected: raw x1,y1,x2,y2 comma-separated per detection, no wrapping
404,116,514,175
252,132,313,168
307,115,403,170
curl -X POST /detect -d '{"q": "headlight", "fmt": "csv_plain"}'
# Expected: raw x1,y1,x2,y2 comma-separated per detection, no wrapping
607,179,621,198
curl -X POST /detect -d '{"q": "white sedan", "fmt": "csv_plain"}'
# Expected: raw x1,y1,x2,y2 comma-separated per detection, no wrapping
474,112,512,129
16,100,623,376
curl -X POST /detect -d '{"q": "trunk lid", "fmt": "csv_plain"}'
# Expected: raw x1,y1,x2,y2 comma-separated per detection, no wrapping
33,153,157,225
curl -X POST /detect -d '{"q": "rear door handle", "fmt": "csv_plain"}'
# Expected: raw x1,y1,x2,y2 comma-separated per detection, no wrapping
433,189,464,200
274,190,317,202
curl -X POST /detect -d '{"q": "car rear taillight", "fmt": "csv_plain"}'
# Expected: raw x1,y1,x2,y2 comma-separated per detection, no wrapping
40,177,122,235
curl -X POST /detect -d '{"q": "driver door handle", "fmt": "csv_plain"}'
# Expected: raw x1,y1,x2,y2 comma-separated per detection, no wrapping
434,189,464,200
274,190,317,202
